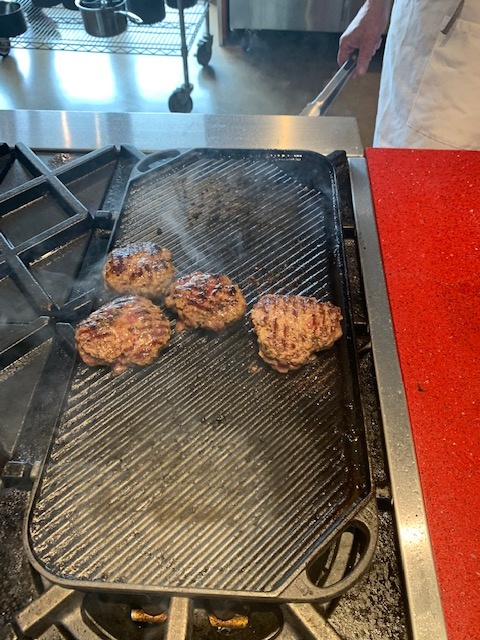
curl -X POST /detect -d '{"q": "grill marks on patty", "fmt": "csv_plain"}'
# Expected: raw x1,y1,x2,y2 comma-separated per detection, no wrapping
75,295,171,375
165,272,247,331
103,242,175,298
82,243,343,375
251,294,343,373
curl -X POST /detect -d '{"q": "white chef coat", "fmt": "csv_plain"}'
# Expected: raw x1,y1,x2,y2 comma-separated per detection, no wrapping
374,0,480,149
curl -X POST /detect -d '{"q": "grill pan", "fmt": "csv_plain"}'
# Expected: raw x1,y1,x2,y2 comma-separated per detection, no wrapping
26,148,377,602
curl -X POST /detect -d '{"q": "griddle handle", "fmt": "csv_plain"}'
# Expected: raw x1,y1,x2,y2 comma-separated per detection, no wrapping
132,149,182,177
279,496,378,603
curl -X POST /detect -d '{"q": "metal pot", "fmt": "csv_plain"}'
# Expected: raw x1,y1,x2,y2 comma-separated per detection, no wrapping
75,0,142,37
0,0,27,37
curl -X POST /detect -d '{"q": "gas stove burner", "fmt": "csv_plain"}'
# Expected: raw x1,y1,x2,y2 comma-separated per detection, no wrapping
83,594,283,640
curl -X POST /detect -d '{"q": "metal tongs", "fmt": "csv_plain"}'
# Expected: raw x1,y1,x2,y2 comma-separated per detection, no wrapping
300,51,358,117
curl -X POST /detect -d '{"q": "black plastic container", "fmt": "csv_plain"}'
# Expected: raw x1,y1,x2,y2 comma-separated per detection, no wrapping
31,0,61,8
0,1,27,37
166,0,196,8
127,0,164,24
62,0,79,11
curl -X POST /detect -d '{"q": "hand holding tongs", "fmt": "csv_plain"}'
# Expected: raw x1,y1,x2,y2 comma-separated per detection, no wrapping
300,51,358,117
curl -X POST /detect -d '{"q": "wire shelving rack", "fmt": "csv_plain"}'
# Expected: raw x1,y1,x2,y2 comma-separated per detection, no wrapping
1,0,212,110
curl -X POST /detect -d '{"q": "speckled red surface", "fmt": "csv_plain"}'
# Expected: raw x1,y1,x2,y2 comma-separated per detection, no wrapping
365,148,480,640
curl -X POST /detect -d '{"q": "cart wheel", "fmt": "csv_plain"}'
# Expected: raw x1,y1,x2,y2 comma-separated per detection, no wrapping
240,30,253,52
0,38,11,57
196,35,213,66
168,88,193,113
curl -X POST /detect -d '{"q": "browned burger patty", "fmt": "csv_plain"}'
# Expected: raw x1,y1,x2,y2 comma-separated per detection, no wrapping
165,271,247,331
251,294,343,373
103,241,175,298
75,295,171,374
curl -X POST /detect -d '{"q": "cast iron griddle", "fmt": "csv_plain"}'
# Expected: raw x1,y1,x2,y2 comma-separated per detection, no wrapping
26,149,375,601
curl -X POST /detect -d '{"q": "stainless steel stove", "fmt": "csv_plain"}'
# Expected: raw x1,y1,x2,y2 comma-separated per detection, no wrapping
0,111,447,640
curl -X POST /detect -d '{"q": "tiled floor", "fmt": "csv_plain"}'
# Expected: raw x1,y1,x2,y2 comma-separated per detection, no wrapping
0,3,382,148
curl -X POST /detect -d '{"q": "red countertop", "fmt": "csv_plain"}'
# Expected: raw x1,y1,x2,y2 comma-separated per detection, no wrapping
365,149,480,640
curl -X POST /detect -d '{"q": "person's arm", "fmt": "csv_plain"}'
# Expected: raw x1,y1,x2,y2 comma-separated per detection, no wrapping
338,0,392,76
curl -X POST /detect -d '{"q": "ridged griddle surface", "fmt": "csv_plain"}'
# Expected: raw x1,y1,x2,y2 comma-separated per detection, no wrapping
28,150,371,598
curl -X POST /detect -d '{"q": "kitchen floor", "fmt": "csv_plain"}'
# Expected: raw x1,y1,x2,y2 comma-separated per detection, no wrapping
0,2,382,149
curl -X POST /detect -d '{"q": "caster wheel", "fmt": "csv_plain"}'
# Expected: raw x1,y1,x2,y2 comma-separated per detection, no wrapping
196,35,213,66
0,38,11,57
240,30,252,52
168,88,193,113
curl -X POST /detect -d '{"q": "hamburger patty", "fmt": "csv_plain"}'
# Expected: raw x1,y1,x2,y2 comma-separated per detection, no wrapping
103,241,175,298
251,294,343,373
165,271,247,331
75,295,171,374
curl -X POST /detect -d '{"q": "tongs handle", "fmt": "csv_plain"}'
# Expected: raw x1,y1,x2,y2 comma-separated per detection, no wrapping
300,52,358,117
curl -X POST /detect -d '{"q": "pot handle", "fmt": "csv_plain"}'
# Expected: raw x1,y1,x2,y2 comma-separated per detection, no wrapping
278,495,378,603
73,0,144,24
115,9,143,23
